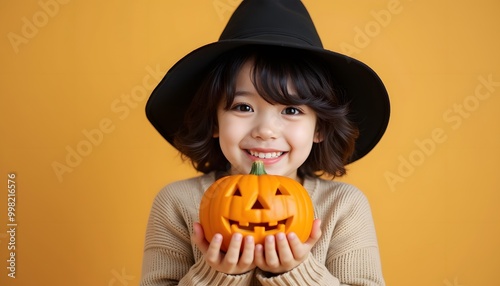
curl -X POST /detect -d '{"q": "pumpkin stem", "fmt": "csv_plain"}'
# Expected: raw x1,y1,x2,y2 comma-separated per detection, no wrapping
249,161,267,175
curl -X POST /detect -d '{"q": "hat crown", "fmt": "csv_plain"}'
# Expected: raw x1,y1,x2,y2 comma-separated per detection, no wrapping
220,0,323,47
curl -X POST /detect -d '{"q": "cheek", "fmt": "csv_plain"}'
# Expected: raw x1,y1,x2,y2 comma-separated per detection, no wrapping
219,121,239,139
217,116,246,150
287,122,317,147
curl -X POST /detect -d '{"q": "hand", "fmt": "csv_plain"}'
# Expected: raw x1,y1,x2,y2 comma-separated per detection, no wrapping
254,219,322,274
192,222,256,275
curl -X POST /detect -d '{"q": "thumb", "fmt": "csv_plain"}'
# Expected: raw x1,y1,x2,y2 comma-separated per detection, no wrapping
305,219,322,246
192,222,209,253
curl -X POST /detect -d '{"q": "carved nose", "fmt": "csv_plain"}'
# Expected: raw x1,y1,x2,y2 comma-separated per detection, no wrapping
251,198,265,210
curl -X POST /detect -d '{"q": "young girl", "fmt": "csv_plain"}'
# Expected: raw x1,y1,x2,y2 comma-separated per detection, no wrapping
141,1,389,285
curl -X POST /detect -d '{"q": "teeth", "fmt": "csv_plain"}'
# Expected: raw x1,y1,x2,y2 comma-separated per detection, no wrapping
249,150,283,159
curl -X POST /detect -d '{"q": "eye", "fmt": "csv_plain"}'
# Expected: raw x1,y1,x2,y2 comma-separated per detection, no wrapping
233,188,242,196
282,106,303,115
231,103,253,112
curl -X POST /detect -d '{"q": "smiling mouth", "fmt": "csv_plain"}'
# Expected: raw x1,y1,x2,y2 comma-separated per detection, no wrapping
228,219,288,234
247,150,285,159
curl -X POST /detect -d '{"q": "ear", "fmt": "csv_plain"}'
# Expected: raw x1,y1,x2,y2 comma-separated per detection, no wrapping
213,126,219,138
313,130,323,143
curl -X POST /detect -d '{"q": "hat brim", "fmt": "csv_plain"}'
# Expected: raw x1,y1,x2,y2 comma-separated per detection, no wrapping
146,39,390,163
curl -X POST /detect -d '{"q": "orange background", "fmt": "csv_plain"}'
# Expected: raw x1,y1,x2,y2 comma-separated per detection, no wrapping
1,0,499,285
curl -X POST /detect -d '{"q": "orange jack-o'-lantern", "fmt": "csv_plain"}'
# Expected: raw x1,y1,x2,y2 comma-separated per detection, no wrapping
199,161,314,252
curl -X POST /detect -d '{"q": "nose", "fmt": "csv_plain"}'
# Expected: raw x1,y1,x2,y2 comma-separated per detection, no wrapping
251,113,281,140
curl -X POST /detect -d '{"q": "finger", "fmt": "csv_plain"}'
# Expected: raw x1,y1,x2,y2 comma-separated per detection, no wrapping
205,233,223,264
264,235,280,268
275,232,293,263
286,232,303,257
192,222,209,253
239,235,255,267
254,243,265,266
223,233,243,266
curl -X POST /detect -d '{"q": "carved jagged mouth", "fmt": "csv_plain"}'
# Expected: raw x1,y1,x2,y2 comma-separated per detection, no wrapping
228,219,288,233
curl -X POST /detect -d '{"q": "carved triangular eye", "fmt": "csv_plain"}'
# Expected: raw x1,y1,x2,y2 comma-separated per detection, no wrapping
233,188,242,196
275,189,283,195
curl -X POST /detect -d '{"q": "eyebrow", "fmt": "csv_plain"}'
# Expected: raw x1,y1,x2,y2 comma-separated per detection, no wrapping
234,90,255,96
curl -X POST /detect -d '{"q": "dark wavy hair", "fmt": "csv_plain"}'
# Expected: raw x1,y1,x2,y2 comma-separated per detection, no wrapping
174,46,359,178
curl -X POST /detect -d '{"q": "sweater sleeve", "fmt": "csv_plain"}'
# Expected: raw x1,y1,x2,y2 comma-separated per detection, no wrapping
323,185,385,286
140,181,255,286
255,254,340,285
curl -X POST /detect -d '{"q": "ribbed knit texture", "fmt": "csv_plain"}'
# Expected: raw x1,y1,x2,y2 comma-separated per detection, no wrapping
140,172,385,286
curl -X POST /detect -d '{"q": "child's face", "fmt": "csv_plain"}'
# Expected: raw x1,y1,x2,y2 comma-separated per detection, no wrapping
214,61,322,182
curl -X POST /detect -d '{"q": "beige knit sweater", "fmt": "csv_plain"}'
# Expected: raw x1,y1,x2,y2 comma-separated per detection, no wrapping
140,172,385,286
